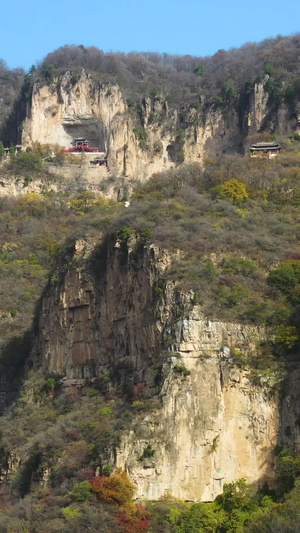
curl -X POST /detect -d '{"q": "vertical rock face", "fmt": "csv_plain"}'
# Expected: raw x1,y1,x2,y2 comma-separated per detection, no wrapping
21,72,282,180
247,80,296,136
247,82,270,133
32,237,280,501
33,238,167,379
21,72,298,180
22,72,126,148
118,339,278,501
116,311,278,501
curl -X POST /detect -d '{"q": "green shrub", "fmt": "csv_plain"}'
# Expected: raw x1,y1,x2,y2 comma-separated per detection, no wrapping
45,377,56,391
139,444,155,461
41,62,55,84
97,406,113,417
222,257,257,277
103,464,113,476
268,260,300,296
133,127,148,150
62,506,82,520
132,400,146,410
276,451,300,493
117,226,133,244
8,152,43,175
272,325,298,353
218,283,249,307
140,228,153,243
177,502,224,532
69,481,92,502
173,364,191,377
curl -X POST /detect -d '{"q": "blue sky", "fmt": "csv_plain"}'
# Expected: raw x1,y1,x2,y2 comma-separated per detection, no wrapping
3,0,300,70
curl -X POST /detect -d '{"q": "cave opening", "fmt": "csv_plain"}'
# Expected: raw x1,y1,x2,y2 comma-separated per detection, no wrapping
63,119,107,152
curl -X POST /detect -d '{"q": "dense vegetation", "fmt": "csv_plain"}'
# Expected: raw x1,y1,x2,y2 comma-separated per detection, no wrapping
3,33,300,147
0,369,300,532
3,141,300,351
15,33,300,135
0,60,24,145
3,33,300,531
38,35,300,107
1,139,300,529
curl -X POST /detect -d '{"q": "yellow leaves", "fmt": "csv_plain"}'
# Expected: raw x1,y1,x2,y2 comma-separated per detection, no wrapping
222,179,248,203
62,506,82,520
11,255,43,277
68,192,118,214
16,193,46,217
273,325,298,351
34,234,59,257
17,192,43,204
1,242,19,253
211,179,248,203
284,166,300,182
31,141,52,158
237,207,249,218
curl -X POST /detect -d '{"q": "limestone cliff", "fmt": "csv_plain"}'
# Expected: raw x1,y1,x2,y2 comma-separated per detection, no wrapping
0,161,133,200
21,72,296,180
247,79,295,136
31,236,283,501
22,71,235,180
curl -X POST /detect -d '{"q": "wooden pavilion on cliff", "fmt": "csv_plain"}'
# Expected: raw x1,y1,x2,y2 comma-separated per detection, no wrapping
90,157,108,167
249,141,281,158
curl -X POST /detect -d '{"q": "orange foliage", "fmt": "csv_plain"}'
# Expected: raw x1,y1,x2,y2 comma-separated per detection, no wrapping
117,502,151,532
90,469,136,505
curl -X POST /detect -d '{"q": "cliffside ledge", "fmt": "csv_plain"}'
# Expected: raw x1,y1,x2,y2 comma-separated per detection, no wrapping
30,235,281,501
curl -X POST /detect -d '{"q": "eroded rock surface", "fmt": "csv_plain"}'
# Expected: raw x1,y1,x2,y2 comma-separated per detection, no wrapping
21,72,296,180
31,237,282,500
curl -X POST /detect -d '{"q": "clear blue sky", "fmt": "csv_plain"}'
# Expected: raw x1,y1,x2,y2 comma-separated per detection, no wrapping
3,0,300,71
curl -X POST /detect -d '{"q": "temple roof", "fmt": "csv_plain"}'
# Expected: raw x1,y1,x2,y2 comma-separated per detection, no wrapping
250,142,281,151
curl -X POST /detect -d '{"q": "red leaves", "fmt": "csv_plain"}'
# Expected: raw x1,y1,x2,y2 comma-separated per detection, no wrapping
117,503,150,532
90,469,136,505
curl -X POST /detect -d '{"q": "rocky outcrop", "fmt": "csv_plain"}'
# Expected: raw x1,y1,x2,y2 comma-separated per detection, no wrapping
32,237,169,379
117,312,278,501
21,71,292,181
247,81,270,133
0,162,133,199
31,236,283,501
247,80,296,136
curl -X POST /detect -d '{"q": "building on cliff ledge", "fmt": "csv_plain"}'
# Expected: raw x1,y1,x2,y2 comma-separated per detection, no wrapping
249,141,281,158
90,157,108,167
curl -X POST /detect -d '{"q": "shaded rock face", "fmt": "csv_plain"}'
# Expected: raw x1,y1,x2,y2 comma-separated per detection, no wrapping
32,238,167,381
247,80,295,135
32,237,281,501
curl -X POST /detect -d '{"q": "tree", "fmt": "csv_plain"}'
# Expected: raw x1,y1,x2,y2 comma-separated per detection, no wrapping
177,502,224,532
69,481,92,503
222,179,248,203
8,152,43,175
212,179,248,203
267,260,300,296
41,62,55,84
90,469,136,505
0,141,4,158
276,451,300,493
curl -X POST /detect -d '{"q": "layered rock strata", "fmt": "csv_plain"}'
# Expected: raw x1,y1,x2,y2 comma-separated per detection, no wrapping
31,237,281,500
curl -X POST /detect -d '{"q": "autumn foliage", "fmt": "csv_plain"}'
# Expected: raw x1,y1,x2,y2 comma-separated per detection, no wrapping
117,502,150,532
90,469,136,505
